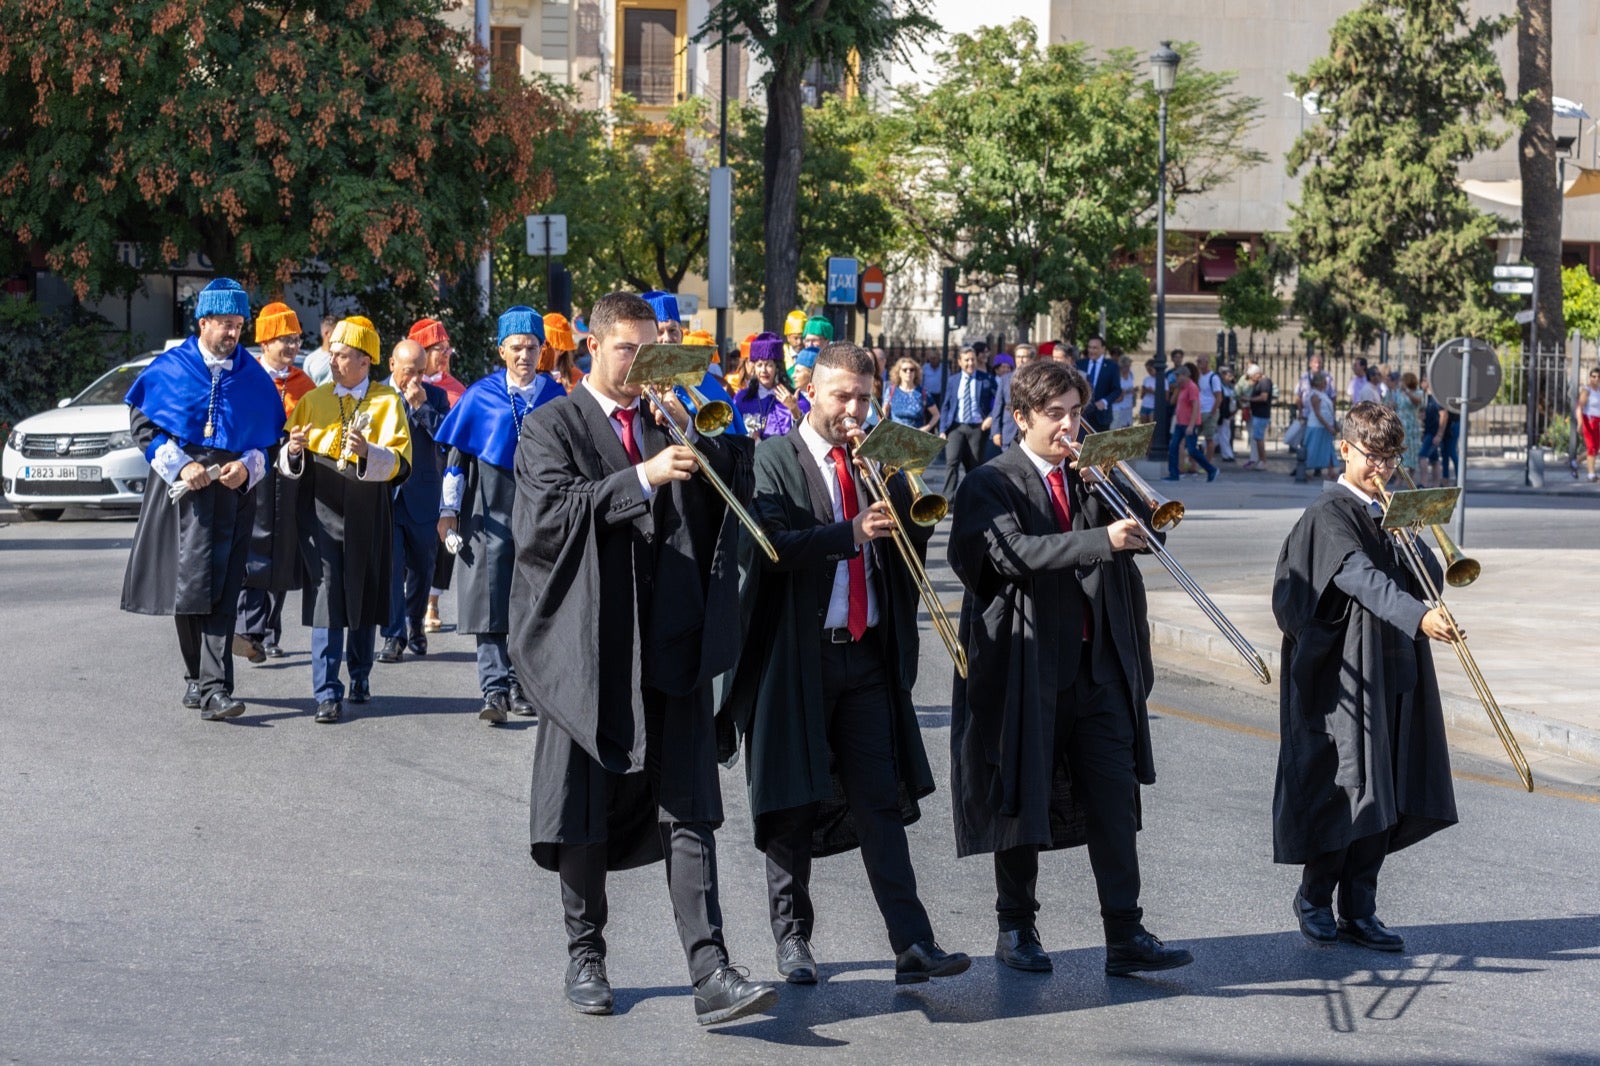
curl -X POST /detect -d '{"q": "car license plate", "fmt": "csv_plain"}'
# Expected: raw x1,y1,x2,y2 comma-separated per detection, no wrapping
23,465,99,480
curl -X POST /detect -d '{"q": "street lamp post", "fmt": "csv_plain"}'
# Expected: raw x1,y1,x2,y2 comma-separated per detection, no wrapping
1147,41,1180,461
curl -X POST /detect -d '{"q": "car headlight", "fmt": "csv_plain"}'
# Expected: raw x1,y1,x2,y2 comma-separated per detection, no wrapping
5,430,21,451
107,430,135,450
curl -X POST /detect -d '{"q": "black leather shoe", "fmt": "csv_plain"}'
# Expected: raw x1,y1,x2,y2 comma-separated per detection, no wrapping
776,934,817,984
348,680,371,704
262,641,285,659
1295,888,1338,947
1105,931,1194,977
314,699,342,724
894,940,971,985
1337,914,1405,953
377,638,404,664
407,633,427,657
199,692,246,721
478,690,509,725
565,955,613,1016
231,634,266,664
694,966,779,1026
996,928,1053,973
182,680,202,709
509,682,537,719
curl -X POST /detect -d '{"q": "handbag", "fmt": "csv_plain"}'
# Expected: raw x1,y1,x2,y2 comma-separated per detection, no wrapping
1283,418,1306,450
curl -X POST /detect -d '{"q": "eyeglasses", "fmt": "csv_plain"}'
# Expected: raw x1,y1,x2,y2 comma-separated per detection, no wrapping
1345,440,1401,469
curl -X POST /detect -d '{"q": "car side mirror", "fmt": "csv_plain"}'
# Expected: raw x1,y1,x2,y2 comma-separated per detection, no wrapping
57,397,71,408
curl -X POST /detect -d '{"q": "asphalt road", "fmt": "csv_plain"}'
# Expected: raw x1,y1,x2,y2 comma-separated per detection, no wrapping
2,512,1598,1065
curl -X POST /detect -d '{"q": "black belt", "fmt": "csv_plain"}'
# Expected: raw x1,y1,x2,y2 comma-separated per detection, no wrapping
825,625,875,644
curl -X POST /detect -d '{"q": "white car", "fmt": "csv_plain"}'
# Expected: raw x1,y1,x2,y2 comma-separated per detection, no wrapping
3,355,157,521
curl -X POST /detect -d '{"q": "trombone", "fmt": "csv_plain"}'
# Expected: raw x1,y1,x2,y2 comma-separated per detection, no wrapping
639,382,779,563
1372,477,1531,791
844,415,968,678
1080,426,1185,531
1065,437,1273,685
1395,468,1480,587
673,381,736,437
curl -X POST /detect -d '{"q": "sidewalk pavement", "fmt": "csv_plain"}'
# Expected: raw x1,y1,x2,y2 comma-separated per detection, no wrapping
1118,454,1600,773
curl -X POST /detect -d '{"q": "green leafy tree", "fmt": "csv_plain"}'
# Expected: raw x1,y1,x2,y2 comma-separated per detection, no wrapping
0,0,560,305
1286,0,1514,351
900,22,1264,341
695,0,938,330
1218,242,1292,334
1562,264,1600,341
729,96,903,312
496,95,713,314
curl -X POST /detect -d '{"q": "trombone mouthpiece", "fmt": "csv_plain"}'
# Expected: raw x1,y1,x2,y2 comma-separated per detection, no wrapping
842,416,860,429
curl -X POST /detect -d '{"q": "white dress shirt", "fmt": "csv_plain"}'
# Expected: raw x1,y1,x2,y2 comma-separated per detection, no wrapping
584,379,655,500
797,418,879,629
1017,438,1069,497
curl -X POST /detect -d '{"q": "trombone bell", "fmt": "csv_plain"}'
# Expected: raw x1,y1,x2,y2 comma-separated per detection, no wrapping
680,385,733,437
1115,460,1184,530
1432,525,1481,587
902,471,948,527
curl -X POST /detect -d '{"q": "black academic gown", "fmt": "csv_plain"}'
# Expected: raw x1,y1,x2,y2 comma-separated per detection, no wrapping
946,445,1157,858
447,451,517,636
1271,485,1458,864
718,433,935,855
240,457,302,594
510,386,754,872
121,409,257,617
296,451,411,629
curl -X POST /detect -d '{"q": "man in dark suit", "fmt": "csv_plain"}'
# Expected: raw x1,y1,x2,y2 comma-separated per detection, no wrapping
946,359,1193,979
721,342,970,989
938,346,997,497
509,292,778,1026
1077,335,1120,433
379,339,450,663
989,343,1036,454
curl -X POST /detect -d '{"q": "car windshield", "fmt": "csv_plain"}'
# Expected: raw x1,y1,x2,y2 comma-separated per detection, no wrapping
71,363,149,407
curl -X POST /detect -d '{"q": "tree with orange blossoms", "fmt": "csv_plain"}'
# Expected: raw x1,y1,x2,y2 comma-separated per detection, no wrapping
0,0,562,309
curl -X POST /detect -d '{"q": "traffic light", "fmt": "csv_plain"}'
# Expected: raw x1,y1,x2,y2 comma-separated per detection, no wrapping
941,266,959,319
953,292,969,327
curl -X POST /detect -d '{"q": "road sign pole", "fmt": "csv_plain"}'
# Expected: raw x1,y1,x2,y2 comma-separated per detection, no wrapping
1526,271,1538,488
1454,339,1470,546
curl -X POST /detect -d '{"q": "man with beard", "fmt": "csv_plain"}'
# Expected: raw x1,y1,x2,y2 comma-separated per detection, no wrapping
234,301,315,661
121,278,284,720
946,359,1193,979
722,342,969,988
510,292,776,1026
279,316,413,723
435,307,564,722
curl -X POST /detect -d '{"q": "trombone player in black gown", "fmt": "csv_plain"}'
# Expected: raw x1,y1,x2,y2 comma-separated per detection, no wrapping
946,359,1193,978
720,342,970,987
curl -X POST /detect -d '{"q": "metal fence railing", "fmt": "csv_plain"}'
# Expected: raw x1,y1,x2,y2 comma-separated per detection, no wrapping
867,328,1594,460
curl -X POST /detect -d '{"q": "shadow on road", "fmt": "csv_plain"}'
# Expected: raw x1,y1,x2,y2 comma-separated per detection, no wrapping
703,915,1600,1050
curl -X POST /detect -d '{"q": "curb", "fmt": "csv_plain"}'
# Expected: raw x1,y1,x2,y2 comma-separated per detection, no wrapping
1149,616,1600,768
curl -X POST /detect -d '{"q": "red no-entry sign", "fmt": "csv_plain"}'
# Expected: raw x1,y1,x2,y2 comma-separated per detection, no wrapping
860,265,887,310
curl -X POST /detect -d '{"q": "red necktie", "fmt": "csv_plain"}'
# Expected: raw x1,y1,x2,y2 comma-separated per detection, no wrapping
1046,468,1072,532
1048,467,1092,641
612,407,642,464
829,445,869,641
